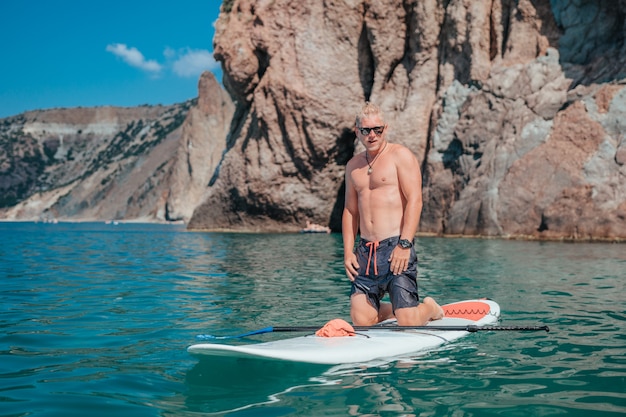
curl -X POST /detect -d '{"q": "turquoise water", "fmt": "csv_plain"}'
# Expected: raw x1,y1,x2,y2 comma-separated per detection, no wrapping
1,222,624,416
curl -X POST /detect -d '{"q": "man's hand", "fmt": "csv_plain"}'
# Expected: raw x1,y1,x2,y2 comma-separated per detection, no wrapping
389,246,410,275
344,252,359,281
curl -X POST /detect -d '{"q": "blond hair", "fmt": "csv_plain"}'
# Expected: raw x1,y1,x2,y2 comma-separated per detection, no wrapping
355,102,385,126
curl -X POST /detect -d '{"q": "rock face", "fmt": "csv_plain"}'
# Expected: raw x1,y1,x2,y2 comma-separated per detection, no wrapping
188,0,626,240
1,2,624,241
0,72,233,223
166,73,235,221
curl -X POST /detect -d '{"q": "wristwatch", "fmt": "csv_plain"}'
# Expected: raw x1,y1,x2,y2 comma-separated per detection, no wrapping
398,239,413,249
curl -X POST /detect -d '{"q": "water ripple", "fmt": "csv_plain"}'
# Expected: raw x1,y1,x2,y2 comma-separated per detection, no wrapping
0,223,624,416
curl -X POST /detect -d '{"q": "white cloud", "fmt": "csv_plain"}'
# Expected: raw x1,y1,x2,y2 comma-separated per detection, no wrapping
171,49,218,78
106,43,218,79
106,43,162,73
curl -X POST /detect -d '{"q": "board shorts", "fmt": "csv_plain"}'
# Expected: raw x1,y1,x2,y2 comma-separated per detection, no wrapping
350,235,419,313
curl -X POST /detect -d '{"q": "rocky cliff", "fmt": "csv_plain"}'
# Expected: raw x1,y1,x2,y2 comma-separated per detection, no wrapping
165,73,235,221
0,72,233,223
2,1,624,241
188,0,626,240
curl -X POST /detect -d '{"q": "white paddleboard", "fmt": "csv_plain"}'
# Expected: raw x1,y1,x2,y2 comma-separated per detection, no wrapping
188,299,500,365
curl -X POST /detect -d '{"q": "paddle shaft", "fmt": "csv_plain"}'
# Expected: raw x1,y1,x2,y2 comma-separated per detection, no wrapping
275,325,550,333
196,324,549,340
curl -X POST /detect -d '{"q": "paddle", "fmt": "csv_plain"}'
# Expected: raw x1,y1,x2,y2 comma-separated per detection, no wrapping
196,324,549,340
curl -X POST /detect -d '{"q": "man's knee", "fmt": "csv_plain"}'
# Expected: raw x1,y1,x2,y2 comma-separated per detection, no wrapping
350,294,379,326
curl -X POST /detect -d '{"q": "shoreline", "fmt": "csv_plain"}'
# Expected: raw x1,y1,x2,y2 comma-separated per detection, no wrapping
1,219,623,242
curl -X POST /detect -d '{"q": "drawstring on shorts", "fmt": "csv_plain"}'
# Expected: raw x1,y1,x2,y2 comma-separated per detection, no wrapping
365,240,380,276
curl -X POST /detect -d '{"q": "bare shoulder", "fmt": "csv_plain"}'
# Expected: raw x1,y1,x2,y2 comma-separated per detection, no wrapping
389,143,418,163
346,151,365,170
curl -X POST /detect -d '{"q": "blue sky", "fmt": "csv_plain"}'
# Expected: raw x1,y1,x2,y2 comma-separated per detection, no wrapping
0,1,223,118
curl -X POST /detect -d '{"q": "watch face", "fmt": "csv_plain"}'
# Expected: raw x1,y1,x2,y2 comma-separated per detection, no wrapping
399,239,412,248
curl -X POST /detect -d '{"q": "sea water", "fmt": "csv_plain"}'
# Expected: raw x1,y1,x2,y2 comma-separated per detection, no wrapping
0,222,624,416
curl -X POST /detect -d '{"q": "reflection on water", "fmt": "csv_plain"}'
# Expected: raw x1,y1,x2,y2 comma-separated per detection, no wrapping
0,223,624,416
185,357,330,414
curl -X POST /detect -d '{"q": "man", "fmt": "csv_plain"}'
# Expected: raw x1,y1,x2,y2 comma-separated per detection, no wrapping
342,102,444,326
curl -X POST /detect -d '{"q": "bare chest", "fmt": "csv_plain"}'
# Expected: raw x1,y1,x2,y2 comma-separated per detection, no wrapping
352,162,398,193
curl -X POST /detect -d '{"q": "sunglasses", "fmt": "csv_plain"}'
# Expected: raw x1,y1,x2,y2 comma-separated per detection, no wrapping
358,126,385,136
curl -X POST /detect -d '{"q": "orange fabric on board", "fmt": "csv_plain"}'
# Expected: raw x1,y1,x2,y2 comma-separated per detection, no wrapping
315,319,356,337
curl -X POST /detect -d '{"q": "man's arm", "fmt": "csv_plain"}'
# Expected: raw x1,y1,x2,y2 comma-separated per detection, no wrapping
397,146,423,240
342,167,360,280
389,146,423,274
